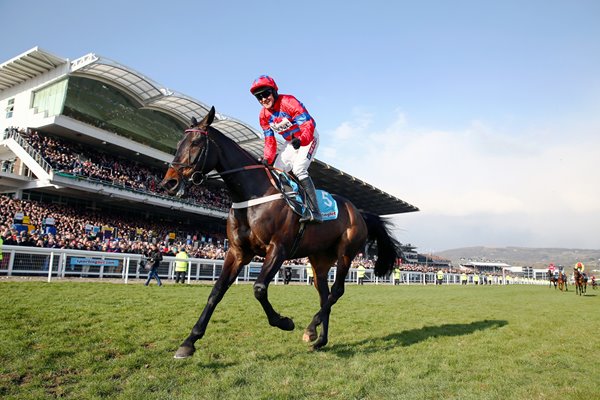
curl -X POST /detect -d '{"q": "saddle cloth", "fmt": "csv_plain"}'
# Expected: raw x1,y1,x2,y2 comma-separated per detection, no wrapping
288,180,339,221
230,170,339,221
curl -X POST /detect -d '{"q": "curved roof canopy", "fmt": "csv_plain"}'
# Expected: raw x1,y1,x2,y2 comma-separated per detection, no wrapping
0,47,67,91
1,47,418,216
68,52,262,149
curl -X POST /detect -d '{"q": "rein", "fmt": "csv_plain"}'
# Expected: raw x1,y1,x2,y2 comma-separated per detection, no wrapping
197,164,274,183
174,127,279,189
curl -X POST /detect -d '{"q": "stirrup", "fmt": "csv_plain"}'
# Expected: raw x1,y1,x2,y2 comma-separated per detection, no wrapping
299,209,322,224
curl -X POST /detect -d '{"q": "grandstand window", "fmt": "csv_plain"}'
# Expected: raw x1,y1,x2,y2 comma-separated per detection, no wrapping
62,77,185,154
5,98,14,118
31,79,68,117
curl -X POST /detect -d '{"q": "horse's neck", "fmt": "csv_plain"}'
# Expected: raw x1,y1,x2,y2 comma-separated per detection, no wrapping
212,132,274,202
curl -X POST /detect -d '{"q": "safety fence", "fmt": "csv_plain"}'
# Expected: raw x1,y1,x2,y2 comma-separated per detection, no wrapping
0,245,546,285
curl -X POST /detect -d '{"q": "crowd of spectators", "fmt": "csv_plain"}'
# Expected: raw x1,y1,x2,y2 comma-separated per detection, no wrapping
0,194,227,259
0,195,439,272
2,194,474,273
7,128,231,211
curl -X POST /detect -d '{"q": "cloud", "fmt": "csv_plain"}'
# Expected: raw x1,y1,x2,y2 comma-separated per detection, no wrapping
320,110,600,250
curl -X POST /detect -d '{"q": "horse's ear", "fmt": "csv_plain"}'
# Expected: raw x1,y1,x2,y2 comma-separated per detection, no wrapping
198,106,216,129
190,117,198,127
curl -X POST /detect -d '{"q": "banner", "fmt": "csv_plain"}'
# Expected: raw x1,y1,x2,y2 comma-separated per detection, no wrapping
70,258,120,267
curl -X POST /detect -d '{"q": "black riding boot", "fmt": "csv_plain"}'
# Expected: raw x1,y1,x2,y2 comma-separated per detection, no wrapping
299,177,323,223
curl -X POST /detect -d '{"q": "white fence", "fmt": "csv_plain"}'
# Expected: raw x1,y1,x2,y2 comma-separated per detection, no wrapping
0,245,546,285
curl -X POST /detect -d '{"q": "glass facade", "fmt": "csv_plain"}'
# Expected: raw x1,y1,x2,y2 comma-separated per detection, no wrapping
32,79,68,117
61,77,185,154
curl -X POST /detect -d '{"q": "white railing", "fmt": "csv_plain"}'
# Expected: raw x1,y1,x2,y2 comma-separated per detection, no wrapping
0,245,547,285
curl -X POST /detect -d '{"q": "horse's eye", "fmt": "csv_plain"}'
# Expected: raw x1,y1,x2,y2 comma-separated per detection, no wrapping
191,138,204,146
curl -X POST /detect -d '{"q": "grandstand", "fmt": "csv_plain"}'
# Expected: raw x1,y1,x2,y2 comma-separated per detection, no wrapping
0,46,418,242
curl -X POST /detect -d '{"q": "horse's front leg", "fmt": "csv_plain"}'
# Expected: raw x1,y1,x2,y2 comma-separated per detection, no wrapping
253,245,295,331
174,251,245,359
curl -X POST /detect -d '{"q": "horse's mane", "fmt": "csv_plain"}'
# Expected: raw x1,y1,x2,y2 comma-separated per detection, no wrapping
208,125,261,166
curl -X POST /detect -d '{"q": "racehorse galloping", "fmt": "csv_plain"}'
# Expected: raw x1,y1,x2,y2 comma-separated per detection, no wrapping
574,269,587,296
557,272,567,292
160,107,402,359
547,271,557,289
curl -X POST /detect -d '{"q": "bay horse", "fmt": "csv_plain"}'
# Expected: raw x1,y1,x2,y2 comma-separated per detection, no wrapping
557,272,567,292
160,107,402,359
574,269,587,296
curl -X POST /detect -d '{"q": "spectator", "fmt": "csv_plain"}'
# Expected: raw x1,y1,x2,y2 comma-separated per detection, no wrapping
393,265,401,285
283,265,292,285
460,272,468,285
144,244,163,286
306,262,314,285
436,269,444,285
357,263,366,285
174,247,189,284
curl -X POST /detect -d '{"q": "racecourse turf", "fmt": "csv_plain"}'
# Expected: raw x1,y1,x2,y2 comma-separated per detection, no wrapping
0,280,598,400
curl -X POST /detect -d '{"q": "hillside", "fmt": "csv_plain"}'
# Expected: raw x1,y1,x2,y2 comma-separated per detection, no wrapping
435,246,600,269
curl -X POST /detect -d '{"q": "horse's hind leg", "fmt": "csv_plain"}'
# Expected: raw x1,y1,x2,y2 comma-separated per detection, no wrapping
304,256,352,350
253,245,295,331
303,266,331,345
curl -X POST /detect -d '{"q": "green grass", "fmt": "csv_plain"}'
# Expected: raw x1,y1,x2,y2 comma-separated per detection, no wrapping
0,281,598,399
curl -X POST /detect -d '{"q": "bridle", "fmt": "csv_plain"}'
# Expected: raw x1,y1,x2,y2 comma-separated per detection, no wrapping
168,128,212,186
170,127,273,187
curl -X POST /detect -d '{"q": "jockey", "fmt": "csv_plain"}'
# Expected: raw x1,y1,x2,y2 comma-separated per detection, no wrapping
575,262,585,275
250,75,322,223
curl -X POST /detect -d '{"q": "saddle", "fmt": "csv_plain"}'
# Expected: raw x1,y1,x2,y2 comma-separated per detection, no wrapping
270,169,338,221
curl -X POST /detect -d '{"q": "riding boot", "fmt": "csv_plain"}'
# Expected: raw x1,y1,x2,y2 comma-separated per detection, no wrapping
299,177,323,223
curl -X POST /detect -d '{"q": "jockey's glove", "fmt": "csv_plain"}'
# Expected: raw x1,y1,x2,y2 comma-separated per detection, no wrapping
291,137,301,150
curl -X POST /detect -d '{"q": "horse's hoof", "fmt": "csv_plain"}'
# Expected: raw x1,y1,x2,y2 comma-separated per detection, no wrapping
174,345,195,359
275,317,295,331
303,330,317,342
311,339,327,351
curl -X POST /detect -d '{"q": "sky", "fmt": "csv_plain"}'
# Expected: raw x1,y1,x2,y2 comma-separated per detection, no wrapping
2,0,600,252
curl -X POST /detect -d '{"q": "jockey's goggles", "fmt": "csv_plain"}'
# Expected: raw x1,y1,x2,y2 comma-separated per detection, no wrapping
254,89,273,101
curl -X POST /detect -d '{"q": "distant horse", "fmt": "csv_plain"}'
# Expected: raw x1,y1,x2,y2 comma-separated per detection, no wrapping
557,272,567,292
574,269,587,296
160,107,402,359
547,271,558,289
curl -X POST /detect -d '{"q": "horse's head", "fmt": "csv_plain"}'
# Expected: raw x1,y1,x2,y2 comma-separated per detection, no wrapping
161,106,217,197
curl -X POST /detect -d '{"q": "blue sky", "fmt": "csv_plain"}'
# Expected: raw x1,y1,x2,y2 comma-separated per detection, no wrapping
2,0,600,252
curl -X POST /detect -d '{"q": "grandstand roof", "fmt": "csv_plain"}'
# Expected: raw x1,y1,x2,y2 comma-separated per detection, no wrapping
0,47,67,91
461,262,512,268
1,47,418,216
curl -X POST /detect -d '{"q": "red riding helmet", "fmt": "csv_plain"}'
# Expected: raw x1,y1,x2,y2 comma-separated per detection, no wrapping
250,75,278,94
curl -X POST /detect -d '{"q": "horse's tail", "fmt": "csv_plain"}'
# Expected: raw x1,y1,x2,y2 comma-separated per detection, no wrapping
360,212,403,277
